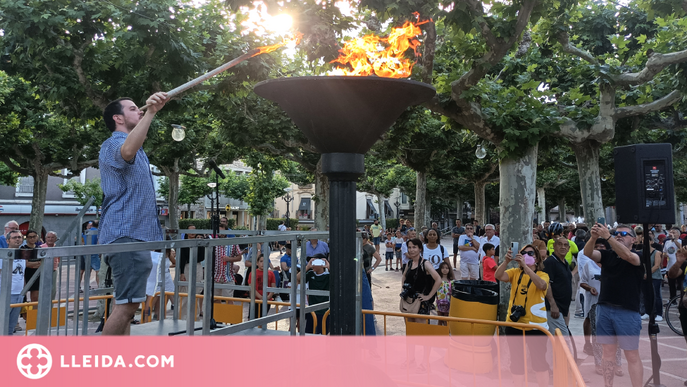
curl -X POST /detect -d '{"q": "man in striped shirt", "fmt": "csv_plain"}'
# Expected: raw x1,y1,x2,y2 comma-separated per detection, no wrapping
99,92,167,335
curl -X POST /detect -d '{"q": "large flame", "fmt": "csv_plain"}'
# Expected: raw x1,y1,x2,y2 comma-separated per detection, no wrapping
331,14,429,78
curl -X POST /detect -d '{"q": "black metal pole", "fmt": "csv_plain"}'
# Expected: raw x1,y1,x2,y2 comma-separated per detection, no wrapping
323,153,364,335
285,197,290,228
643,224,664,387
209,173,220,330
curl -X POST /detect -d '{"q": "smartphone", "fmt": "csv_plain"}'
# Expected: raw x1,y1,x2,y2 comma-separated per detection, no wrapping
597,217,605,225
511,242,519,254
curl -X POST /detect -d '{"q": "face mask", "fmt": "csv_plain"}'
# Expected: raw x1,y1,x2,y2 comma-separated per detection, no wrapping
524,255,536,266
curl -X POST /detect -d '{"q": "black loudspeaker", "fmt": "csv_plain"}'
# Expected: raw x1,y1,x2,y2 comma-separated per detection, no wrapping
614,143,675,224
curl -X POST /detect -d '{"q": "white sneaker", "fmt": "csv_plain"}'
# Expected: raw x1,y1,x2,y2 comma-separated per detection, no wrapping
641,314,649,320
655,315,663,322
274,296,283,303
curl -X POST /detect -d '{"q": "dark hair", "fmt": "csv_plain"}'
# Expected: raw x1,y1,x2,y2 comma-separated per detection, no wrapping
594,238,611,250
26,229,38,237
423,228,439,241
7,230,22,239
407,238,424,254
438,261,455,280
285,243,291,249
520,244,545,271
92,219,99,227
483,243,495,253
103,97,133,132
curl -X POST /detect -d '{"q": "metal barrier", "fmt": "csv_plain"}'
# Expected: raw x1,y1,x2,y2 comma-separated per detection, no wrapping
0,231,347,336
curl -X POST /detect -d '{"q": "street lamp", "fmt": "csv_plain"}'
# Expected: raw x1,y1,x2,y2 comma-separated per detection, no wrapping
394,199,401,226
283,187,293,227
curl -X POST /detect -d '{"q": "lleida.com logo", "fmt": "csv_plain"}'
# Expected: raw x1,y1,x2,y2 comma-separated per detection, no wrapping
16,343,174,380
17,344,53,380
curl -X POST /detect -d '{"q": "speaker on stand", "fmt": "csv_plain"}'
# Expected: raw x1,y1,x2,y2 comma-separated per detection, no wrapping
614,143,675,387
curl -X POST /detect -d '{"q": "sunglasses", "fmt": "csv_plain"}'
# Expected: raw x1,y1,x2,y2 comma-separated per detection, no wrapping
465,227,473,230
522,250,536,256
612,231,634,237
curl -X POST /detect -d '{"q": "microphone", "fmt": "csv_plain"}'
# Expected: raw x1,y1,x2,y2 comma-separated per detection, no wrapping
208,160,226,179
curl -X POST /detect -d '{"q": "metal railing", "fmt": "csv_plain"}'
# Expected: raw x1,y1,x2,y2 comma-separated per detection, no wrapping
0,230,354,336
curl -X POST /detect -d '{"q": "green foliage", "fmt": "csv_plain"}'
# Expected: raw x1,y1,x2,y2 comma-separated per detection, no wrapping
0,163,20,186
265,218,299,230
244,168,290,216
385,218,399,230
58,178,104,208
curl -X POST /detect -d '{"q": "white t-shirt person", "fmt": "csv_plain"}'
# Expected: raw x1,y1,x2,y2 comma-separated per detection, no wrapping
0,258,26,295
423,244,450,270
457,234,480,265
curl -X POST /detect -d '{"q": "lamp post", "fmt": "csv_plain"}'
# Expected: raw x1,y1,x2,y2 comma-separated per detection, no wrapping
394,199,401,227
283,187,293,227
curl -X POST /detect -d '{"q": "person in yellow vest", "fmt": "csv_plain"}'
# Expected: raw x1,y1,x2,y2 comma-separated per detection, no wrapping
546,222,579,265
495,244,550,387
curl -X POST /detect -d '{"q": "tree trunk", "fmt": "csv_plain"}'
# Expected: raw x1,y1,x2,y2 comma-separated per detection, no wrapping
313,158,329,230
377,193,386,230
29,169,49,234
167,159,180,236
414,171,427,228
558,198,566,223
498,145,538,322
537,187,546,223
572,140,604,223
456,196,463,222
258,215,267,231
474,182,486,225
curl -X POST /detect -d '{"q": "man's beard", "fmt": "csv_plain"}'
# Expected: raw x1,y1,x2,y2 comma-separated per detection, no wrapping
124,115,139,131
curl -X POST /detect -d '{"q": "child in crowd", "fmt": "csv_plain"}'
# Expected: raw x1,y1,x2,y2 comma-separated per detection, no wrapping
385,236,395,271
394,230,404,271
247,253,276,319
482,243,497,283
435,261,455,326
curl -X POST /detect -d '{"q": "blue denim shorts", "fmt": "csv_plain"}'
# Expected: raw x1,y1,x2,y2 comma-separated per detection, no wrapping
104,237,152,305
595,304,641,350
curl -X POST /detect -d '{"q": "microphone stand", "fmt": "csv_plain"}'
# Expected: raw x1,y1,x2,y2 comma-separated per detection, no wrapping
642,224,664,387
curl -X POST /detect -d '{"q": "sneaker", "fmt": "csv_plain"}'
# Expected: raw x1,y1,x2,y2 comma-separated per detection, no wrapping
583,343,593,356
574,313,584,318
385,267,389,271
641,314,650,320
14,323,22,332
655,315,663,322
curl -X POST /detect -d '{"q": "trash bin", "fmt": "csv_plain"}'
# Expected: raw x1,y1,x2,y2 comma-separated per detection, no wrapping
448,281,499,340
454,279,499,295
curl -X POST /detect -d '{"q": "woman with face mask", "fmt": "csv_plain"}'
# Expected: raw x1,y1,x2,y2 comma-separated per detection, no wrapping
494,245,550,387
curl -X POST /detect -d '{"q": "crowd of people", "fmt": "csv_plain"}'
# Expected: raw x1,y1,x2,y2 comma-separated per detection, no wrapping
0,220,61,334
387,218,687,387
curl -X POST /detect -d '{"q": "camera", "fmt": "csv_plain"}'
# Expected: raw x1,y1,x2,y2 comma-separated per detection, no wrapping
400,283,418,300
510,305,526,322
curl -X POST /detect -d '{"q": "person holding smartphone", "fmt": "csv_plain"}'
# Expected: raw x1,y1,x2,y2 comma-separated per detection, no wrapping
494,245,549,387
584,223,644,387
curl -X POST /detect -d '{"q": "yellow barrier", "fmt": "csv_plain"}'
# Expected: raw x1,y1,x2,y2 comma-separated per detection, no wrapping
350,310,585,387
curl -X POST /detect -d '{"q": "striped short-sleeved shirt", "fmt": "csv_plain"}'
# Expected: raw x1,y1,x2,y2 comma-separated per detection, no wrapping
98,131,163,245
